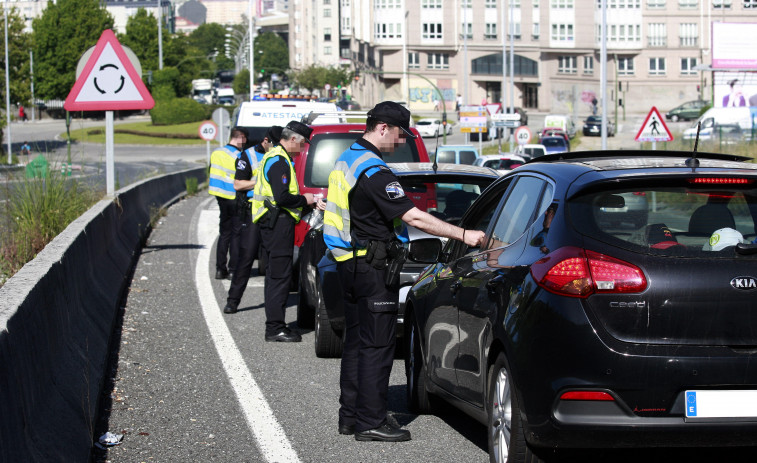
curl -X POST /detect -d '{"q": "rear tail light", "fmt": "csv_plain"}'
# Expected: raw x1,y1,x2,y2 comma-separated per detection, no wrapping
632,191,646,196
426,198,438,211
530,246,647,298
560,391,614,401
688,177,753,185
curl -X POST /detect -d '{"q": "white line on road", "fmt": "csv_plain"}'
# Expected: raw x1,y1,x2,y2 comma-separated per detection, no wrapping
195,199,301,463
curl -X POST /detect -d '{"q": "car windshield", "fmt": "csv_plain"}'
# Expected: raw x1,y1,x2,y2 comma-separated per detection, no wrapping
304,132,422,188
586,116,602,123
569,181,757,258
417,121,433,126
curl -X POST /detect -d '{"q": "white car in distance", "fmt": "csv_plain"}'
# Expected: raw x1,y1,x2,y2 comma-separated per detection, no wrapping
473,154,526,173
415,118,453,138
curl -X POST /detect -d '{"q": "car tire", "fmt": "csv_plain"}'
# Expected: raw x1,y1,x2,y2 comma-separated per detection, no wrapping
671,115,679,123
296,281,315,329
405,309,435,414
488,353,544,463
314,295,343,358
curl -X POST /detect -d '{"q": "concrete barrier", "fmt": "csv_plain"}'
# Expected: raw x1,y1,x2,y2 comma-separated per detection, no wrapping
0,166,206,462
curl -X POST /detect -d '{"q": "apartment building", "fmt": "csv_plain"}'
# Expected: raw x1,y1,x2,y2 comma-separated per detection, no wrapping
291,0,757,116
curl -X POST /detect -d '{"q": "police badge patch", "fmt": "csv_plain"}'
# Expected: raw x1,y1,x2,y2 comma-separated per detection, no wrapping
237,159,247,170
282,174,288,185
385,181,405,199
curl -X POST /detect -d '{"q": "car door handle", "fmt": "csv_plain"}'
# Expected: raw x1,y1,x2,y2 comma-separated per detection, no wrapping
450,280,462,295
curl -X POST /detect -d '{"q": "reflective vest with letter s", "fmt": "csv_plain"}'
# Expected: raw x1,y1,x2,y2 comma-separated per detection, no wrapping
250,146,303,223
323,142,406,262
209,145,240,200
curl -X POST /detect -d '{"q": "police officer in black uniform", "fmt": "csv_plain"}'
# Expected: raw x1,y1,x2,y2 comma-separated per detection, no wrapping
325,102,485,441
224,126,283,314
254,121,325,342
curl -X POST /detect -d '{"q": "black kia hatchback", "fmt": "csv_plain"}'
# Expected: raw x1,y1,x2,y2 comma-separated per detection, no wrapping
404,151,757,462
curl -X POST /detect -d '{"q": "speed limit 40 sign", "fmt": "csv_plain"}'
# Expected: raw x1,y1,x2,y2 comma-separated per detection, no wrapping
198,121,218,141
514,126,532,145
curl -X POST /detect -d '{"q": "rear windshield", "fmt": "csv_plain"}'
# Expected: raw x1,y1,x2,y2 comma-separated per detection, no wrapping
542,138,565,147
304,133,422,188
569,180,757,257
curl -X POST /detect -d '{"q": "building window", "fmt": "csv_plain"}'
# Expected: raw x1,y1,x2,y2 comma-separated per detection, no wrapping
745,0,757,7
558,55,577,73
648,23,666,47
583,55,594,74
681,57,697,75
324,8,331,17
680,23,698,47
427,53,449,70
649,57,666,75
341,17,351,30
604,0,642,6
551,23,574,41
342,0,350,6
423,23,443,40
409,52,420,69
647,0,666,6
462,0,472,6
551,0,574,7
485,23,498,40
324,46,332,55
533,22,540,39
618,56,635,75
421,0,442,7
324,27,332,42
462,22,473,39
678,0,697,7
324,0,330,4
508,0,522,5
485,0,497,7
713,0,732,7
376,0,402,6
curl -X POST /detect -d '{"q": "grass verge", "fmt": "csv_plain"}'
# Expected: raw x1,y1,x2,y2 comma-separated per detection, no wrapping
67,121,208,146
0,168,101,286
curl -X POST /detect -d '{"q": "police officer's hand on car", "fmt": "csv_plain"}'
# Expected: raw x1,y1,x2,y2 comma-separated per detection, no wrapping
462,228,486,247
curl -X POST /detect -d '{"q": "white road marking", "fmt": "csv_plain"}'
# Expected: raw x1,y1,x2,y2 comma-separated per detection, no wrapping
195,200,301,463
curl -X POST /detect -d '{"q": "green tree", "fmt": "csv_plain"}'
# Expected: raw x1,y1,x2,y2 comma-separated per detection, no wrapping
188,23,227,60
291,65,327,92
32,0,114,100
119,8,158,73
233,69,250,96
0,8,32,109
164,34,210,97
255,32,288,83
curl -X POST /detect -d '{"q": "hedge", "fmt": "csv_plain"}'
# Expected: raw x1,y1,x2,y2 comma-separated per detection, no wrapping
150,98,206,126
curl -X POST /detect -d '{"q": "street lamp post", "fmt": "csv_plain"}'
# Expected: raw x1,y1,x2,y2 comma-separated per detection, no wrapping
4,4,11,164
30,49,34,122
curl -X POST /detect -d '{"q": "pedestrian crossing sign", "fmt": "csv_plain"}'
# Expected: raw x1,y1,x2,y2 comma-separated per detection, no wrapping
635,106,673,142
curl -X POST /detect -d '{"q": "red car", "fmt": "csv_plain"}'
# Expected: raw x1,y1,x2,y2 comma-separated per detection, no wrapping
539,127,569,142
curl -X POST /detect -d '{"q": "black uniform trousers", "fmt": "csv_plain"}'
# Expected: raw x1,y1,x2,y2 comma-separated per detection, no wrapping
215,196,240,274
336,258,399,432
226,211,261,308
259,212,295,336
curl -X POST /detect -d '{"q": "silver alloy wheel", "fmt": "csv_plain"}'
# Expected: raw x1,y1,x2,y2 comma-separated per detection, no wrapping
491,367,512,463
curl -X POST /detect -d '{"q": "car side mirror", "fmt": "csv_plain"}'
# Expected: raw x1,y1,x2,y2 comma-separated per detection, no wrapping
408,238,443,264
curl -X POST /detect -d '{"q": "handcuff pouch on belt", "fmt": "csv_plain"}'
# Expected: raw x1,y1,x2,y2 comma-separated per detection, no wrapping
236,192,252,222
363,239,408,286
263,199,280,229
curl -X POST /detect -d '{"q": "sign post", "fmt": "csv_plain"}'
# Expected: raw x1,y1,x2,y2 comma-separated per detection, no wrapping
64,29,155,196
459,105,488,151
635,106,673,150
515,126,533,146
198,121,219,166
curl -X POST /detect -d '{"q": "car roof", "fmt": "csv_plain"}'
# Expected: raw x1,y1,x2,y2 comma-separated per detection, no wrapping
477,154,526,162
388,162,500,177
523,150,752,171
540,136,568,142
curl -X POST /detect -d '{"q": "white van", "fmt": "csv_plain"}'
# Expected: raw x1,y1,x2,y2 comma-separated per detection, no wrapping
543,114,577,139
232,100,343,143
682,107,755,141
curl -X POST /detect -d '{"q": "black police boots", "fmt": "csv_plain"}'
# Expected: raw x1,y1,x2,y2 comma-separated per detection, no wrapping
264,329,302,342
354,423,411,442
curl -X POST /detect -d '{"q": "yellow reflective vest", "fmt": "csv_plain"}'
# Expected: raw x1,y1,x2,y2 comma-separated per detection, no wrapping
323,142,406,262
251,145,302,223
209,145,240,199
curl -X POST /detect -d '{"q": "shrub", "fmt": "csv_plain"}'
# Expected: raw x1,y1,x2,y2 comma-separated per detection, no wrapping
150,98,206,125
185,177,198,195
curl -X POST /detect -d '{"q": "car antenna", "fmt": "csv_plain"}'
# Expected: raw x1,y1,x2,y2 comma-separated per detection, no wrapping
432,126,440,174
686,121,701,169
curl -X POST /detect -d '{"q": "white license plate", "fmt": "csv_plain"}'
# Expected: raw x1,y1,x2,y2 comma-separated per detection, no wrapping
685,390,757,421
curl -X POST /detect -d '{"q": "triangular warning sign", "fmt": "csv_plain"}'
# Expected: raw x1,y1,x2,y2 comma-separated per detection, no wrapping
635,106,673,142
64,29,154,111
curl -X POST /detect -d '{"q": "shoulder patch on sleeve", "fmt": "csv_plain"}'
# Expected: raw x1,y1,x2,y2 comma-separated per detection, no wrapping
385,181,405,199
237,159,247,170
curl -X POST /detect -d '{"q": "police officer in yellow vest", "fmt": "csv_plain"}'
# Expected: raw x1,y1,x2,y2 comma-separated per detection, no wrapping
323,101,485,442
209,126,247,280
252,121,324,342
